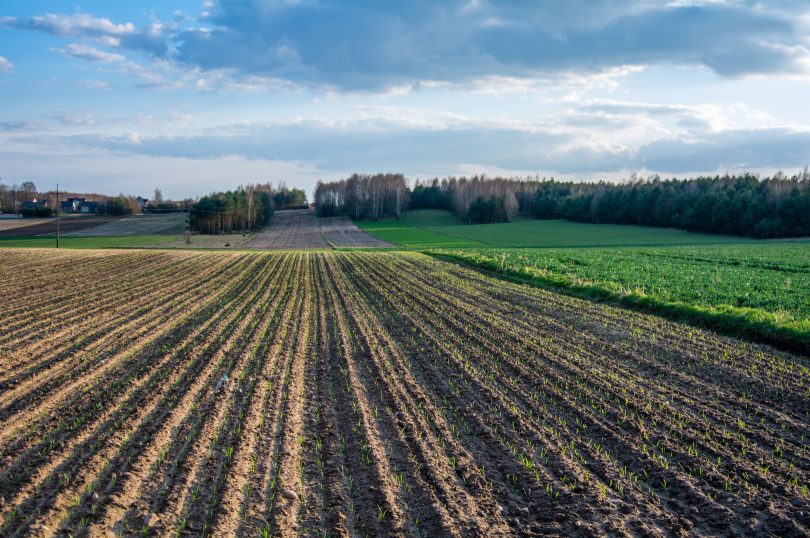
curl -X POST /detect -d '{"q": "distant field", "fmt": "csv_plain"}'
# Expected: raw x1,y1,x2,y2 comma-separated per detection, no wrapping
430,242,810,353
67,213,187,236
356,219,484,247
356,211,484,247
396,209,468,227
0,235,179,249
361,210,755,248
0,218,52,232
243,209,330,249
319,216,393,248
159,233,255,249
0,215,123,238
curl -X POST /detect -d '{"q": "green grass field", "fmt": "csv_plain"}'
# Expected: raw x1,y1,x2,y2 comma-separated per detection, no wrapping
359,210,810,353
0,235,180,249
356,217,485,248
360,209,755,248
429,243,810,354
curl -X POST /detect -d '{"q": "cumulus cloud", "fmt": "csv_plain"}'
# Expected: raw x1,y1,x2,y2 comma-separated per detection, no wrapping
0,55,13,72
636,129,810,171
78,79,112,90
4,2,810,91
0,149,326,199
55,44,125,63
168,0,810,90
0,13,167,55
0,13,134,36
578,99,778,133
0,120,39,131
15,115,807,177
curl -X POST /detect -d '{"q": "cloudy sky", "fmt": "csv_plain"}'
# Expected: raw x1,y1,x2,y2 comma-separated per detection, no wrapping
1,1,810,199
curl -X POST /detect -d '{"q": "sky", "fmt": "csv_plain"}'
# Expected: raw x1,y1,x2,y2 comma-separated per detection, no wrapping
1,1,810,199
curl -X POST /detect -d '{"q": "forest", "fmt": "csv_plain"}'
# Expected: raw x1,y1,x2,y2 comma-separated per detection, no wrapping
314,173,408,219
190,184,274,234
188,184,310,234
272,186,307,210
405,172,810,237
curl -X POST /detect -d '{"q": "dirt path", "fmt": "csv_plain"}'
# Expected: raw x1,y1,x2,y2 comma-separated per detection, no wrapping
242,209,392,249
242,209,329,249
0,249,807,537
319,216,393,247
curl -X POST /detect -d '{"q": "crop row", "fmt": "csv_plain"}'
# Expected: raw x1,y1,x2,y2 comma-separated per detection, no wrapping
428,244,810,354
0,249,806,537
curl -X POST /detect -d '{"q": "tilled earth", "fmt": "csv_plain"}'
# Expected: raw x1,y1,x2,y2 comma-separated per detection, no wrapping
0,216,124,237
319,216,393,248
242,209,329,249
243,209,391,249
0,249,808,537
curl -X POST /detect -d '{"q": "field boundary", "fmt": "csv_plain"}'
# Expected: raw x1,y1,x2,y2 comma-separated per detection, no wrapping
427,250,810,358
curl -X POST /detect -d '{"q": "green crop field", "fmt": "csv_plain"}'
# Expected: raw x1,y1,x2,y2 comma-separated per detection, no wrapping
356,216,485,248
430,242,810,353
0,235,180,249
360,210,755,249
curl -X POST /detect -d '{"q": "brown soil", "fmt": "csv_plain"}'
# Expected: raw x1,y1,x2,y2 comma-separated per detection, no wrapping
1,249,807,537
0,219,52,232
319,216,393,248
242,209,329,249
0,215,124,237
241,209,391,250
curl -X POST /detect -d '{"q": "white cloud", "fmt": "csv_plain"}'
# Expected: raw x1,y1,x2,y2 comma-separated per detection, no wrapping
26,13,136,36
5,3,810,94
78,79,111,90
578,98,778,133
0,146,332,199
1,13,166,55
0,55,13,72
55,44,125,63
51,113,96,126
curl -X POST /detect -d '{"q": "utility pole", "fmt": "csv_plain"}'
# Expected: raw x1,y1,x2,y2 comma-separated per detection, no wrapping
56,183,60,249
185,207,191,244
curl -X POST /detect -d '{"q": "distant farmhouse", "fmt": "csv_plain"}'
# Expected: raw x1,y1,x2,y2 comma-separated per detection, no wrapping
61,197,100,214
20,198,49,211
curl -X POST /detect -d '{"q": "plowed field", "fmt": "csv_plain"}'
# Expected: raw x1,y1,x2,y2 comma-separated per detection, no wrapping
242,209,329,249
0,249,807,537
0,216,124,238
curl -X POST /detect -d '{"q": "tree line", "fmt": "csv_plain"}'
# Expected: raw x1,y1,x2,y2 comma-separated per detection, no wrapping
0,180,37,213
525,172,810,238
410,176,534,223
0,180,157,217
272,185,307,210
188,184,306,234
314,173,408,219
190,184,274,234
321,170,810,238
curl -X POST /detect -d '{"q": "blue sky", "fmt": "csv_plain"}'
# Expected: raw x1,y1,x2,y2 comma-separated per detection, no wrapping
1,0,809,199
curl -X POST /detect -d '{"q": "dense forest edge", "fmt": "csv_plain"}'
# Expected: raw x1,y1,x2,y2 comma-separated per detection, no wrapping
316,171,810,239
428,249,810,357
190,184,306,234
